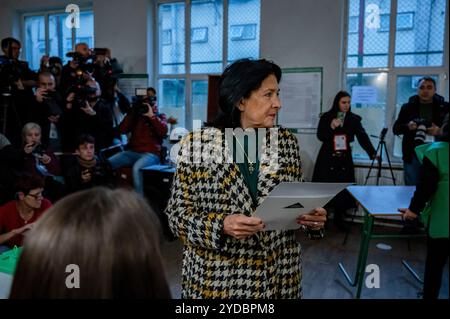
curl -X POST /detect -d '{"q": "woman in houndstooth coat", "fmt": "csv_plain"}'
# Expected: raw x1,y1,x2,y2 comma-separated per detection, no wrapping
165,59,327,299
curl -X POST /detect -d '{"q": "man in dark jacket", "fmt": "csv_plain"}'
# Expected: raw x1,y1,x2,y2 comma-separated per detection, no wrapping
393,77,448,186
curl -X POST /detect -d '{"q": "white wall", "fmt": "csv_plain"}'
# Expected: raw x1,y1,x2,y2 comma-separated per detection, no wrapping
260,0,345,180
93,0,152,75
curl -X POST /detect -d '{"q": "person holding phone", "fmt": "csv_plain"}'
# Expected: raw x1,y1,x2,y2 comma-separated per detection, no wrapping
312,91,377,231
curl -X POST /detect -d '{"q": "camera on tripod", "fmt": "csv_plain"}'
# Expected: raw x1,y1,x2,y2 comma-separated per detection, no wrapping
0,56,27,92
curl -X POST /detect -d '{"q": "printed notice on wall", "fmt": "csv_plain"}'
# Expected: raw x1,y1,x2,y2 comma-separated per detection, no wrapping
351,86,378,104
278,68,322,129
117,74,149,99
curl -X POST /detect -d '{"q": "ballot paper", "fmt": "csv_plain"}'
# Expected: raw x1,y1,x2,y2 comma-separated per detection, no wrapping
254,182,352,231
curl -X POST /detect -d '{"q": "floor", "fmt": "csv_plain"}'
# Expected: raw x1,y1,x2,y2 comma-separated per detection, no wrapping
160,222,449,299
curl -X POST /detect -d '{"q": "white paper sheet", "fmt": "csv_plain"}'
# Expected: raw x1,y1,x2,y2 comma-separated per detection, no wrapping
254,182,352,231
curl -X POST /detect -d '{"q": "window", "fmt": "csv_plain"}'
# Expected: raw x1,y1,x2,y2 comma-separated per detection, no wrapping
162,30,172,45
24,10,94,70
396,12,414,30
157,0,261,129
230,24,257,40
191,27,208,43
344,0,448,161
379,12,413,32
348,16,359,34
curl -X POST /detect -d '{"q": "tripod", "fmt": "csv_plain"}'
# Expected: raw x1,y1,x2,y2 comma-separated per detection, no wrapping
364,127,396,186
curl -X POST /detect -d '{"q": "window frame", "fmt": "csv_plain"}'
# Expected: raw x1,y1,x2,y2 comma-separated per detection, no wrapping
191,27,208,43
154,0,261,130
342,0,449,164
21,7,94,70
229,23,257,41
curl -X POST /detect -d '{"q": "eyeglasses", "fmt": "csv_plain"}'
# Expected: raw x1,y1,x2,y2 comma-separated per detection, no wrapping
27,192,43,199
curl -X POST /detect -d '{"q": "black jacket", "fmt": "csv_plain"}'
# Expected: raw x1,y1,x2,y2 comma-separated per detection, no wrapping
64,155,114,195
393,94,448,163
312,111,376,183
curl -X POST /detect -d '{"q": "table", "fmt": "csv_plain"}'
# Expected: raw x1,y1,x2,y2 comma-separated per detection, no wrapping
338,186,426,298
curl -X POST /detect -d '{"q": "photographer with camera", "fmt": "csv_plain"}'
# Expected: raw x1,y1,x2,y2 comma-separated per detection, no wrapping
108,88,168,196
39,56,63,90
64,134,114,195
393,77,449,186
63,79,114,152
91,48,124,94
30,72,64,153
0,37,38,147
59,43,94,97
312,91,377,231
102,77,131,144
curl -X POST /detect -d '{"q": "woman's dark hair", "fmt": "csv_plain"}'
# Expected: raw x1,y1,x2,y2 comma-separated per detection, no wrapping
10,187,171,299
209,58,282,129
328,90,351,116
14,175,45,195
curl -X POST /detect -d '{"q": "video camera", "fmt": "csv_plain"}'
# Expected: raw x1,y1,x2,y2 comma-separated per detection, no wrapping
132,88,157,115
0,56,27,91
66,51,95,74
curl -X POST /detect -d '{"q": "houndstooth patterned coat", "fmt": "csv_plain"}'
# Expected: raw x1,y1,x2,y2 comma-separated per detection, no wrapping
165,127,304,299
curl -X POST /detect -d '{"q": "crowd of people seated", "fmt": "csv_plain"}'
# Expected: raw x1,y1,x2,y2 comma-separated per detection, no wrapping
0,37,168,223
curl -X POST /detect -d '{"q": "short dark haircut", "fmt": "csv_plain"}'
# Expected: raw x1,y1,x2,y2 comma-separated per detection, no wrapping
329,90,352,114
417,76,436,89
10,187,172,298
38,71,55,81
48,56,63,65
210,58,282,129
1,37,21,50
77,134,95,147
147,87,156,95
14,175,45,195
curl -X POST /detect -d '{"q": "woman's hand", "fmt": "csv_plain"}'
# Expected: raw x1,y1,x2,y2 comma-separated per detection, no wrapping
223,214,265,240
331,119,342,129
12,223,34,235
40,154,51,165
23,143,34,154
297,207,327,230
398,208,418,220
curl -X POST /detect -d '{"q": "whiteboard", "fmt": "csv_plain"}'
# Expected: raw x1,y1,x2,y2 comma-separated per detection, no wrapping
117,74,149,99
278,68,322,130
